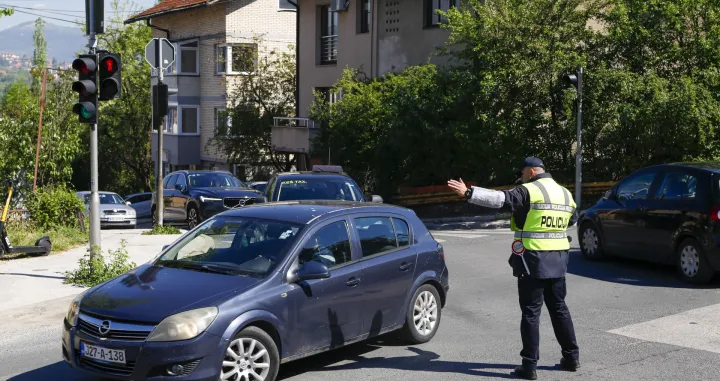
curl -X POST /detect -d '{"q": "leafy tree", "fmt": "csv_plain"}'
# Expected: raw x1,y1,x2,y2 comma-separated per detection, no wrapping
0,8,13,17
210,40,298,173
31,18,48,93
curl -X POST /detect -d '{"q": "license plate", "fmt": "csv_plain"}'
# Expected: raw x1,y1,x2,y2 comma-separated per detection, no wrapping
80,342,126,364
107,217,124,222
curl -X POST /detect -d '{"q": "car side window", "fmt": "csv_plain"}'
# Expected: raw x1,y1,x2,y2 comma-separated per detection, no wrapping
654,172,697,200
392,218,410,247
616,172,656,201
175,174,187,188
142,194,153,202
265,177,277,200
355,217,398,257
164,174,178,190
298,221,352,268
162,175,173,189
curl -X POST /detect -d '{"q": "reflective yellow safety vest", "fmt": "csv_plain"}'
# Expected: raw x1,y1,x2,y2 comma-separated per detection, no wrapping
510,177,576,251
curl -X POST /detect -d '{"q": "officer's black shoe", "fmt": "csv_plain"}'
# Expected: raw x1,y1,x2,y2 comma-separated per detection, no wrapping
513,364,537,380
559,357,580,371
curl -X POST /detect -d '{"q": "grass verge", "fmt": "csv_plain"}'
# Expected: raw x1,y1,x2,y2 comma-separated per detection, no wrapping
141,225,182,235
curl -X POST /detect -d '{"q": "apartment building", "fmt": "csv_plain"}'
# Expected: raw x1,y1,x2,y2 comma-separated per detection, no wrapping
279,0,458,163
125,0,296,180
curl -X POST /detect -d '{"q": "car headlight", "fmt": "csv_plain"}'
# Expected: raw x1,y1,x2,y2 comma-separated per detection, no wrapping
200,196,222,203
147,307,218,342
66,290,87,326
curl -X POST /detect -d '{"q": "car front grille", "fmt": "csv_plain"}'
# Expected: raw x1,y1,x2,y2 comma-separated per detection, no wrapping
103,210,127,215
77,313,155,342
224,197,256,208
76,351,137,376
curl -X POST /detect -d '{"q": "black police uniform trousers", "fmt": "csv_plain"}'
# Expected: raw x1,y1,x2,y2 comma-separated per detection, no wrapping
517,266,579,367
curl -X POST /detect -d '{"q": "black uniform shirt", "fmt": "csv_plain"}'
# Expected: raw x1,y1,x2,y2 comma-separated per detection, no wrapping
501,173,578,279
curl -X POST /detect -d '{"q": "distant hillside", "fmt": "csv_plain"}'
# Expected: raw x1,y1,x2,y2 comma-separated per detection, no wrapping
0,21,87,63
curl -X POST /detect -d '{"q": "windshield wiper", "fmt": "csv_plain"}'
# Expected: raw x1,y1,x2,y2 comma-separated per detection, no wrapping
157,260,245,276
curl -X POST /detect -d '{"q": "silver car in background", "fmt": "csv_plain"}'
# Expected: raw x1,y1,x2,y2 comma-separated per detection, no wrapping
76,191,137,229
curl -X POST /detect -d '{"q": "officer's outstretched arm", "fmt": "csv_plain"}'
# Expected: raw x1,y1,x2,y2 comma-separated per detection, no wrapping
468,186,505,208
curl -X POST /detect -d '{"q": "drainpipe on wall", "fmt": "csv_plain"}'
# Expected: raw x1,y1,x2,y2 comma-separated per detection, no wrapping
146,19,170,39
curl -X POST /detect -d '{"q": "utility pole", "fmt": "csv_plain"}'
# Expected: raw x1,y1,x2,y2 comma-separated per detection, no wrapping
33,67,47,192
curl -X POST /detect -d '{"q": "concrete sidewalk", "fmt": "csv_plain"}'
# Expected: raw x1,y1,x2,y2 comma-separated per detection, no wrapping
0,229,183,313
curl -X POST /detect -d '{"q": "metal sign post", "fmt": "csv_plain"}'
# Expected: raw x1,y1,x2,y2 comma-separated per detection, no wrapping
86,0,101,254
144,38,175,226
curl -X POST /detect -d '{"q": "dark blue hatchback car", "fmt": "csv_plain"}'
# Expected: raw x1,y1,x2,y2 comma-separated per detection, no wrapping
62,201,449,381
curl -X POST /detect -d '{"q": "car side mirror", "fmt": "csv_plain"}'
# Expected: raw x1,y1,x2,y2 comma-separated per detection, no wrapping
295,261,330,281
175,184,188,194
370,195,383,203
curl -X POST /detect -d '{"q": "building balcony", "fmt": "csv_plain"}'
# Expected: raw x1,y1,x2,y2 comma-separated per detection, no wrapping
271,117,320,154
320,35,338,65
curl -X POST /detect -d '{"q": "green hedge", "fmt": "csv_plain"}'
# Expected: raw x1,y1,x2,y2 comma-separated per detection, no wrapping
25,185,84,230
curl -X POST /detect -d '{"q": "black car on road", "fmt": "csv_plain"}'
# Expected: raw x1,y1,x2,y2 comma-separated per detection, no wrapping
151,170,265,229
264,165,383,203
577,162,720,284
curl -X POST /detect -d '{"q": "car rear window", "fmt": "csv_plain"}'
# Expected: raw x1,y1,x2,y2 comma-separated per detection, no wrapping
276,177,364,201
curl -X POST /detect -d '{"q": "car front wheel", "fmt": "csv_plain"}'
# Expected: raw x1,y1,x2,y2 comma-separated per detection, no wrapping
221,326,279,381
400,284,442,344
187,206,199,230
676,238,714,284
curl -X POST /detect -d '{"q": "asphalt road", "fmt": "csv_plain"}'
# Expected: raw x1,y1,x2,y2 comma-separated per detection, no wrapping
2,228,720,381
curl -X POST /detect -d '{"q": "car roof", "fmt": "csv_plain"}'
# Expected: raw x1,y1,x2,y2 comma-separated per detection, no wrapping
274,172,353,179
220,200,411,225
77,191,119,195
641,162,720,174
169,170,234,175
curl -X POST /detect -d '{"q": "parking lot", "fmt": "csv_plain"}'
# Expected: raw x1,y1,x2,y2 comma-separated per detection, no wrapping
1,228,719,380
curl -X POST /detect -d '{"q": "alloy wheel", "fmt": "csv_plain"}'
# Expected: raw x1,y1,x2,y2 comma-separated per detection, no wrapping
221,337,271,381
413,290,438,336
188,208,198,229
582,227,598,256
680,245,700,278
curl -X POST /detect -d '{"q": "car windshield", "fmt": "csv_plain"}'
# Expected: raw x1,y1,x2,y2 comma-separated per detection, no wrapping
276,177,364,201
82,193,125,205
155,216,303,278
188,173,245,188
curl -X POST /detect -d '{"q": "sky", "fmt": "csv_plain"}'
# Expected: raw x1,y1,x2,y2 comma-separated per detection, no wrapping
0,0,158,31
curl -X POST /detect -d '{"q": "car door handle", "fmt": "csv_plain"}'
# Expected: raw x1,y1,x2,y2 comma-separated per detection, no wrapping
399,262,413,271
346,277,361,287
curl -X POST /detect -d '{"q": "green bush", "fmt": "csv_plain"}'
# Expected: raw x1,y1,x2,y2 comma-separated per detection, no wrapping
141,225,182,235
64,240,137,287
26,185,84,230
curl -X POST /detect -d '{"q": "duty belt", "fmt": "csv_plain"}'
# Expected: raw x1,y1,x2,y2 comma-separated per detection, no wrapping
514,231,568,239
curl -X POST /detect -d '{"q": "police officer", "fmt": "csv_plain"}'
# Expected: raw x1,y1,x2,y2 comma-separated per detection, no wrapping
448,157,580,380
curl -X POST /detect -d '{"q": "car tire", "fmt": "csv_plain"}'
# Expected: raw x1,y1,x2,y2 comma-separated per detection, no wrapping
579,222,605,261
187,206,199,230
676,238,714,284
400,284,442,344
221,326,280,381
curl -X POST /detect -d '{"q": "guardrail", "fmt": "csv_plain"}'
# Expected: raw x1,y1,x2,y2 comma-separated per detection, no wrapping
392,181,617,207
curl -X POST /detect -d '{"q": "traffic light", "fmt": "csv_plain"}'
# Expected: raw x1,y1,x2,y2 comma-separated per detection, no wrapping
71,54,98,124
98,52,121,101
563,73,579,90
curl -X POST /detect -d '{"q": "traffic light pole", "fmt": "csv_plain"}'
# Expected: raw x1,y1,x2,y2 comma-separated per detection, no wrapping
156,51,165,226
88,1,101,254
575,66,583,209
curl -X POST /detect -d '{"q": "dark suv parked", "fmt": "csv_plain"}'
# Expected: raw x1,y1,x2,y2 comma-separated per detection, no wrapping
151,170,265,229
577,162,720,284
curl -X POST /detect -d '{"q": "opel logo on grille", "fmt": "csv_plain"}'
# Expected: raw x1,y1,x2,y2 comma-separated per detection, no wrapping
98,320,111,336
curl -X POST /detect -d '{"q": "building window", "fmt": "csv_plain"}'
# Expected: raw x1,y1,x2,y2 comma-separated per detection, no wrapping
319,5,338,64
424,0,459,26
214,107,233,136
279,0,296,10
315,87,340,104
181,106,200,134
165,40,199,75
358,0,370,34
216,44,258,74
165,107,178,134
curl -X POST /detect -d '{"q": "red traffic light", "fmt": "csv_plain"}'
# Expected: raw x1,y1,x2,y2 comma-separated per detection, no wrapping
72,57,96,74
100,56,118,76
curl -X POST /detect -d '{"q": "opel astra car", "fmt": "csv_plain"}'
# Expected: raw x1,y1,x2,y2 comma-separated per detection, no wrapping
577,162,720,284
62,201,449,381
